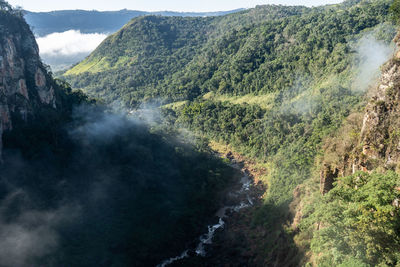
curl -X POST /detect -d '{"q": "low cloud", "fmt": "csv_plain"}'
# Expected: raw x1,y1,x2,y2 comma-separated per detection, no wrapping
353,34,394,92
0,189,80,267
36,30,108,57
70,107,129,142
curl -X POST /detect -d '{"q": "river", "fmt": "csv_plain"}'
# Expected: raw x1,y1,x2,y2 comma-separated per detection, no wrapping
157,159,255,267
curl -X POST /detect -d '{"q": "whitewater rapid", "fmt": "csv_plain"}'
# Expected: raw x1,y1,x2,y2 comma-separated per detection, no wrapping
157,161,254,267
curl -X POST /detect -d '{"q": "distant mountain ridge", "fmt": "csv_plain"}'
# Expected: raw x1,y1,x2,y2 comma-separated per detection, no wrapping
24,9,244,36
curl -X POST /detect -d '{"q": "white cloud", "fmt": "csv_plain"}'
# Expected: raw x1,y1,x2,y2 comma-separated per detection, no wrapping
36,30,108,57
353,34,394,92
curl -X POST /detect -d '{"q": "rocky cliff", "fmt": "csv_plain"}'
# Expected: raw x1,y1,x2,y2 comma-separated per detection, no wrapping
0,8,59,157
319,33,400,193
357,41,400,172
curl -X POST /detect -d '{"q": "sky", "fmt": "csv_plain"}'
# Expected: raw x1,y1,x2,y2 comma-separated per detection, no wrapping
8,0,343,12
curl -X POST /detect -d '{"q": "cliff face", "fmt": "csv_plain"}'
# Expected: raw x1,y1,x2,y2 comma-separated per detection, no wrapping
358,48,400,171
0,10,58,156
319,33,400,193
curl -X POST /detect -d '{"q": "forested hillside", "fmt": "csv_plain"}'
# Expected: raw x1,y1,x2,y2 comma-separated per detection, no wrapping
294,6,400,264
25,9,243,37
2,105,234,266
64,0,391,106
63,0,400,266
0,2,236,266
63,5,307,104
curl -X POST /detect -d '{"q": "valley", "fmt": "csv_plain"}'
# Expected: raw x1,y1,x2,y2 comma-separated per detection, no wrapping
2,0,400,266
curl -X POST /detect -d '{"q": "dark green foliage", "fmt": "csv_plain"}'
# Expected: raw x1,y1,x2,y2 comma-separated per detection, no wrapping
57,0,400,265
174,84,360,207
60,1,398,264
69,16,212,104
0,2,235,265
390,0,400,23
301,171,400,266
2,102,234,266
0,0,11,11
63,5,308,105
64,0,391,107
0,2,26,34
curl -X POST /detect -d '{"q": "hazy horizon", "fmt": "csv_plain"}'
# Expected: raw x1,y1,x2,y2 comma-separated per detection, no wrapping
9,0,343,13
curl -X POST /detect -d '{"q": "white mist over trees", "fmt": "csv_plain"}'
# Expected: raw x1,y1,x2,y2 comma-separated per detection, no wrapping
36,30,108,71
353,33,395,92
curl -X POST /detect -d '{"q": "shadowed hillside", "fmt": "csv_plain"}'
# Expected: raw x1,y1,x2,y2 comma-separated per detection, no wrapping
0,2,236,266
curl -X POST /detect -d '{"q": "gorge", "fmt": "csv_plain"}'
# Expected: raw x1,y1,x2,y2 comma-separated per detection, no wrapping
2,0,400,266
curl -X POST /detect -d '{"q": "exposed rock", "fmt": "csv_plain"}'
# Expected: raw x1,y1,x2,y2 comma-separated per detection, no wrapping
320,164,338,195
319,33,400,188
0,11,60,159
35,67,46,87
18,79,28,99
359,63,397,163
392,198,400,208
354,34,400,172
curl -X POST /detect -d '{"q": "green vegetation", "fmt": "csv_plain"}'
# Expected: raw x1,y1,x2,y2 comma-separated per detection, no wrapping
300,171,400,266
64,0,392,107
0,0,25,32
390,0,400,23
63,5,308,105
61,0,400,265
173,79,360,208
2,102,234,266
202,92,277,110
0,4,236,266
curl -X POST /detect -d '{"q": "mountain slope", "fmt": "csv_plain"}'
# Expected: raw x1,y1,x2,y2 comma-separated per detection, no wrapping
292,32,400,267
63,4,308,105
64,1,391,107
62,0,400,266
24,9,244,72
25,9,244,37
0,2,237,266
0,2,68,156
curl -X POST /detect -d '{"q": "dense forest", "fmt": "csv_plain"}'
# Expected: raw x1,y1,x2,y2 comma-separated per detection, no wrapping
63,4,308,105
64,0,391,106
25,9,241,37
0,3,236,266
1,103,234,266
61,0,400,266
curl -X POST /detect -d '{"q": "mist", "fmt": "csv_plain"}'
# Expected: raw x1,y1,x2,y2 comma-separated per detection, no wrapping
0,183,80,267
36,30,107,56
36,30,108,70
0,104,231,266
353,34,395,92
278,28,396,117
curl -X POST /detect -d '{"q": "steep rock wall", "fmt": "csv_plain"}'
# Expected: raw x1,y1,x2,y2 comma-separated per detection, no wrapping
0,11,58,157
358,51,400,171
319,33,400,193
